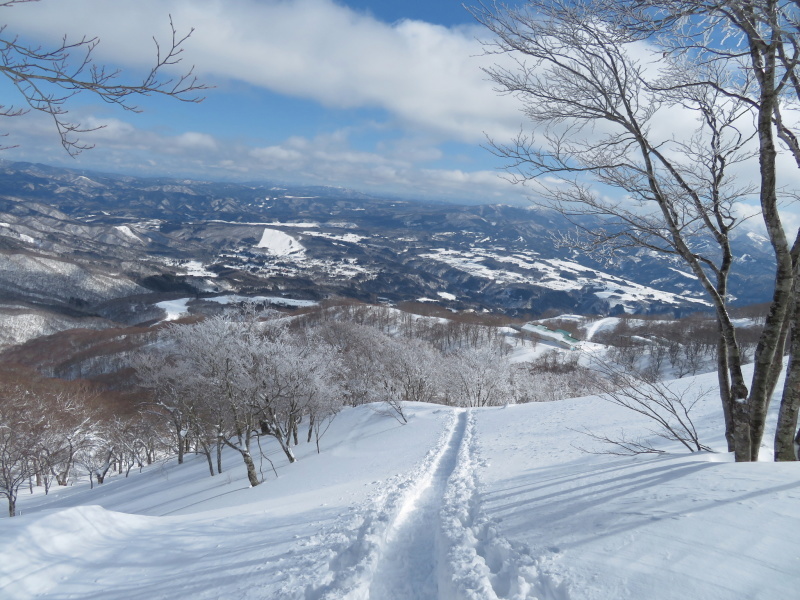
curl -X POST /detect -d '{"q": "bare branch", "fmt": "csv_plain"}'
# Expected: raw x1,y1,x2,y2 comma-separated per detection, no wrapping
0,10,208,155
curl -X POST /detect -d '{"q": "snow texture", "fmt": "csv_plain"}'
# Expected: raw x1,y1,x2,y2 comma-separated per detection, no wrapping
1,366,798,599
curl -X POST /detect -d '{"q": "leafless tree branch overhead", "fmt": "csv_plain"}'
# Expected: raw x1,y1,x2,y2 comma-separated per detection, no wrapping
0,3,207,155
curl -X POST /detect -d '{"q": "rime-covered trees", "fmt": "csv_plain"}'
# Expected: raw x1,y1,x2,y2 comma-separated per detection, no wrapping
0,379,102,515
444,344,513,408
0,386,41,516
138,315,343,487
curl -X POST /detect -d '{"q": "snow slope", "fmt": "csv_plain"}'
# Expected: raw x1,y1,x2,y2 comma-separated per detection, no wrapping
255,228,305,256
2,368,798,599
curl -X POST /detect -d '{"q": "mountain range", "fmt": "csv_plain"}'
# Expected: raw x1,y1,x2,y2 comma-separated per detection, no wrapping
0,159,774,346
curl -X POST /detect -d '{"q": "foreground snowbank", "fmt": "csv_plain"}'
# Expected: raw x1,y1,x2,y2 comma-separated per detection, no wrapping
474,389,800,599
1,368,798,599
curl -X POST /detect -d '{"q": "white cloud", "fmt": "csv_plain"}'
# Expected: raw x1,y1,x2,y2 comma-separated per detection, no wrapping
7,0,522,143
174,132,218,151
0,0,532,203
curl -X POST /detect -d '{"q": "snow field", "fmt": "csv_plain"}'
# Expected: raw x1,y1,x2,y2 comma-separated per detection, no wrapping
473,368,800,600
255,228,305,256
2,367,800,599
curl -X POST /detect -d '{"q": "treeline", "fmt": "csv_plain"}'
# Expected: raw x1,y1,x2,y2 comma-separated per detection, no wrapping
590,315,763,381
1,303,594,517
5,302,760,517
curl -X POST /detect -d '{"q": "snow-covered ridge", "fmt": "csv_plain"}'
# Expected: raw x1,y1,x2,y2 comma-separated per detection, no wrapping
421,248,710,312
255,228,305,257
114,225,142,243
155,294,317,321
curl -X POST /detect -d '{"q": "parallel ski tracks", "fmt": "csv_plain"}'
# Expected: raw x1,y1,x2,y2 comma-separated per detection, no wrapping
285,408,539,600
365,410,468,599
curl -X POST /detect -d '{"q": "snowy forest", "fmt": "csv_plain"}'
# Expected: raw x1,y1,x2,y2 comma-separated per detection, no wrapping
0,300,767,518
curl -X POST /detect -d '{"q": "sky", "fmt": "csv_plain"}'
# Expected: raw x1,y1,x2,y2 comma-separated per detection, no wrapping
2,0,798,231
0,0,531,204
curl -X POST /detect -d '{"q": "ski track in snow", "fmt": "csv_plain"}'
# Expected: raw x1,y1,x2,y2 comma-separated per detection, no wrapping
584,317,618,342
365,410,468,599
280,409,541,600
440,410,540,600
283,410,461,600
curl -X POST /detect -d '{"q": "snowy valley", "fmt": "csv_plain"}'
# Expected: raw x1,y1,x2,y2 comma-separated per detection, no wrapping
0,159,777,351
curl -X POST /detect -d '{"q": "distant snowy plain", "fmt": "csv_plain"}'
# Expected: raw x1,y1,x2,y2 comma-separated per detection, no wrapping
1,365,798,599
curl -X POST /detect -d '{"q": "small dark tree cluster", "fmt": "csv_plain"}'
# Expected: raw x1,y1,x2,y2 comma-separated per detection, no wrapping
592,315,764,381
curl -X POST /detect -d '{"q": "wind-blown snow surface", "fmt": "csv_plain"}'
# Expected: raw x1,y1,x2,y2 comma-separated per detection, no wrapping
2,368,799,599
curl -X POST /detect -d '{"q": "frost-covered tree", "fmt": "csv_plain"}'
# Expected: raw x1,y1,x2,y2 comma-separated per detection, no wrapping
0,386,42,516
318,321,441,422
135,351,196,466
34,388,96,490
319,321,394,408
444,344,514,407
377,337,444,422
137,314,343,486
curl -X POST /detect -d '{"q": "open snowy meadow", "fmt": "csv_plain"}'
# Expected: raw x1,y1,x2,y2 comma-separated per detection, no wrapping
1,364,798,600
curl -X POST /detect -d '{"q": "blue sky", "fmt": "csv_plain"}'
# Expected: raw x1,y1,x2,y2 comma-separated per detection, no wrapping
2,0,529,204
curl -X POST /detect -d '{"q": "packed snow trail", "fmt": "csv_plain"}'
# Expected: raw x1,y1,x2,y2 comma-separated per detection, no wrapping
293,408,462,600
366,410,468,599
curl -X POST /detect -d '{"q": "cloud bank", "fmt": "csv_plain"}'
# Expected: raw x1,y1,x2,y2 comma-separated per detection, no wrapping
3,0,528,202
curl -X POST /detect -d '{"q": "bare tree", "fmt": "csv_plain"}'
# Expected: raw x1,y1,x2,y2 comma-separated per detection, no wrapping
35,388,96,489
0,0,206,154
0,386,42,516
471,0,797,460
580,358,713,454
619,0,800,461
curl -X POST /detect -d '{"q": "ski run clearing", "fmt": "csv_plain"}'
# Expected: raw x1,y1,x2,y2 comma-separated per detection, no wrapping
2,364,799,600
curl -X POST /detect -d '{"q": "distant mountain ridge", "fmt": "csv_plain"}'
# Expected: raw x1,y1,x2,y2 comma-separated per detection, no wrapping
0,160,775,334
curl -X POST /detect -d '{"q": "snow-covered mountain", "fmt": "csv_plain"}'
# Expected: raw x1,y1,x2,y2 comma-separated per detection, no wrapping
0,160,775,342
1,365,796,599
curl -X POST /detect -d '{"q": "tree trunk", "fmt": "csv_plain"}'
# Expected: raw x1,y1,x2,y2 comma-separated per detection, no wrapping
242,450,260,488
745,30,794,461
221,435,260,487
7,494,16,517
272,420,297,463
176,427,184,465
200,441,215,477
795,425,800,457
716,333,735,452
775,285,800,460
751,295,792,456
